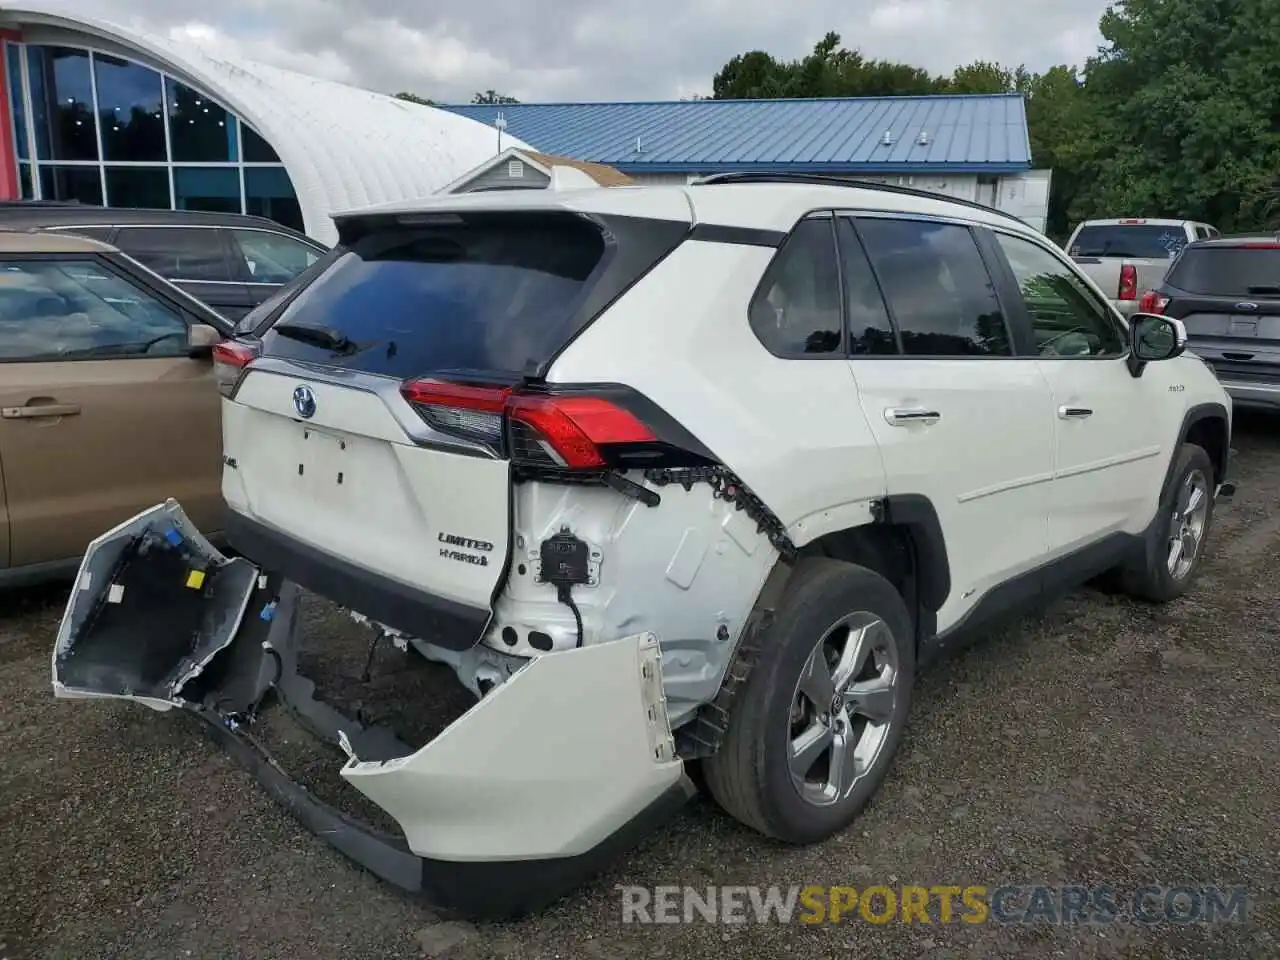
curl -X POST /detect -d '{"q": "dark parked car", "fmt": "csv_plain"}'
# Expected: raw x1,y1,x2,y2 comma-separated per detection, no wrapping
1138,234,1280,410
0,203,328,322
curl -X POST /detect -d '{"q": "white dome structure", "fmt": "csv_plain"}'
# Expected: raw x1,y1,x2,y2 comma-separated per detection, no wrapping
0,3,529,242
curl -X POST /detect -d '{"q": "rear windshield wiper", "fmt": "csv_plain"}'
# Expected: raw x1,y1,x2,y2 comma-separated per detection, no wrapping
1246,285,1280,295
272,322,355,353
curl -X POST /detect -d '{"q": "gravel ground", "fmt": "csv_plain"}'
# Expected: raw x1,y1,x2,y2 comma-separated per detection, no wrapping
3,416,1279,960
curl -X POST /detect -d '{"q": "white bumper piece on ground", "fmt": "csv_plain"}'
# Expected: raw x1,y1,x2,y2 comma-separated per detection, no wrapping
49,500,694,918
342,632,683,862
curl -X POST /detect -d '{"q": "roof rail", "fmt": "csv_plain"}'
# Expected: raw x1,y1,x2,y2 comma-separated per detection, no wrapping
691,171,1029,227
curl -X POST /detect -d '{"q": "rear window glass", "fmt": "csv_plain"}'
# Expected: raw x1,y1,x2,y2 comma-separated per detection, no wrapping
1069,224,1187,260
1166,246,1280,296
261,213,607,378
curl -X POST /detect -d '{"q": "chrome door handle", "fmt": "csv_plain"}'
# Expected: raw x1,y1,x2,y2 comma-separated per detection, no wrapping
1,401,82,419
1057,406,1093,420
884,407,941,426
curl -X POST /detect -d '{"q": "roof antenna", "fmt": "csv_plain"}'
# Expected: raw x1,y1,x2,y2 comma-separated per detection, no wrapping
494,113,506,153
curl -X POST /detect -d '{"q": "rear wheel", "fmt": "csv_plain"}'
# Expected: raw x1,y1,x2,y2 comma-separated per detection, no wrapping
704,558,915,844
1121,442,1215,602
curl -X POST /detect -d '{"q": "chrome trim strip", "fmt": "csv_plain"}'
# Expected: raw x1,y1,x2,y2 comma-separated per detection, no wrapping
233,357,501,459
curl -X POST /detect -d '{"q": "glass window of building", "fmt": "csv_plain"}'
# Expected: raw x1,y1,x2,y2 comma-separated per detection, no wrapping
39,165,102,205
94,54,165,163
245,167,303,232
166,77,238,162
174,167,241,213
28,46,98,161
11,44,307,235
105,167,170,209
242,123,280,162
6,43,28,160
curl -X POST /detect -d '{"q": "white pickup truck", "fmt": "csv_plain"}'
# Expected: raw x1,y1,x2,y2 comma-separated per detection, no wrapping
1065,218,1220,317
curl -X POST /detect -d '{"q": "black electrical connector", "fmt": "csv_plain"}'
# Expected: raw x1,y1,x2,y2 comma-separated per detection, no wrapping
539,528,591,648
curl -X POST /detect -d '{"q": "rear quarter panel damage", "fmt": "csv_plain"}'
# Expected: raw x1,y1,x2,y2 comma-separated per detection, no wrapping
488,476,780,727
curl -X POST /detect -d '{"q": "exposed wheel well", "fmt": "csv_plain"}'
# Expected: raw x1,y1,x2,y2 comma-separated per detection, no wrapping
799,523,926,645
1185,415,1228,484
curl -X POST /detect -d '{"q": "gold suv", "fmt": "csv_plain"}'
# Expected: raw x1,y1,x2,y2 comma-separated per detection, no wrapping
0,228,230,586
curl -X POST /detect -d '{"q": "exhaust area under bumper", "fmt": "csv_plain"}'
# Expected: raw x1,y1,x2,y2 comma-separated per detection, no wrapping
51,500,693,919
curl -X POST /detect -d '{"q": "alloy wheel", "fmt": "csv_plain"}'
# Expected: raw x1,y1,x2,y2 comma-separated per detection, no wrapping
787,611,900,807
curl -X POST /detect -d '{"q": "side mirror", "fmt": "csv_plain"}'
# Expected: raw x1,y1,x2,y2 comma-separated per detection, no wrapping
1127,313,1186,376
187,323,221,359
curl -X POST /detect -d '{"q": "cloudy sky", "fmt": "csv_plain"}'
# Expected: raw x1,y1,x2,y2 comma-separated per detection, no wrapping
85,0,1112,103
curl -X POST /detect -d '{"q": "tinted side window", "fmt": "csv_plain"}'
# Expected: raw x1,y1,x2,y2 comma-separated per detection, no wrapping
114,227,234,282
857,218,1010,357
835,218,896,355
1194,226,1210,240
0,258,189,361
228,229,323,284
749,217,842,357
995,232,1126,357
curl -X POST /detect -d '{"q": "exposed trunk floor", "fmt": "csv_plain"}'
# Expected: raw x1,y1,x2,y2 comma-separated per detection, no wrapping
247,591,478,840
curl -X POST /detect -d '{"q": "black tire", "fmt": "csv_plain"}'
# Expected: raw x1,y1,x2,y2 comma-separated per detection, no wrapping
1121,442,1216,603
703,557,915,844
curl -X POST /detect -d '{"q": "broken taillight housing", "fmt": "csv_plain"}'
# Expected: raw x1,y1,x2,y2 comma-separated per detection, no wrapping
212,339,262,397
400,379,656,469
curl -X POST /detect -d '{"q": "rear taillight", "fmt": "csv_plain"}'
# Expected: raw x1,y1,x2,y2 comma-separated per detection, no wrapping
212,340,261,397
1137,290,1169,314
400,378,510,446
401,379,656,469
1118,264,1138,300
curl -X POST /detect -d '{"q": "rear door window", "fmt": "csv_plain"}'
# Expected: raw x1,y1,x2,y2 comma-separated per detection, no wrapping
228,228,323,284
261,212,610,378
114,226,235,282
856,217,1011,357
835,218,896,355
1166,246,1280,296
1068,224,1187,260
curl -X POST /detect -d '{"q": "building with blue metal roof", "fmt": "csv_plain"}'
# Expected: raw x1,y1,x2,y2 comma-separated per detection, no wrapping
440,94,1051,232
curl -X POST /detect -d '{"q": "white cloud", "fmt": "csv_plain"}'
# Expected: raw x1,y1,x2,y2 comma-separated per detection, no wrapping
83,0,1111,101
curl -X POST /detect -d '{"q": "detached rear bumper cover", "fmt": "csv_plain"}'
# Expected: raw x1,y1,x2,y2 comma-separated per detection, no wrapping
52,500,692,919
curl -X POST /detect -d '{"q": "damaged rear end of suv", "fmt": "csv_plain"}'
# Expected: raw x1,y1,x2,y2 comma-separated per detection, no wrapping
52,187,788,918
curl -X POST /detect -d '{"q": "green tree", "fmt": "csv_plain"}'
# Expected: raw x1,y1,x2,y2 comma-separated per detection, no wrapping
946,60,1017,94
1072,0,1280,231
712,33,947,100
473,89,519,104
1023,66,1096,237
394,91,437,105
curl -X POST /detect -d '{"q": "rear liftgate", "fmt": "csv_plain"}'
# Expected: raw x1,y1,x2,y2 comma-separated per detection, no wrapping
52,500,691,919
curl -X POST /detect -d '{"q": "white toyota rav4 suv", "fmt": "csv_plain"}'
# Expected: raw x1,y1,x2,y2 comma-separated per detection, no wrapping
52,173,1234,918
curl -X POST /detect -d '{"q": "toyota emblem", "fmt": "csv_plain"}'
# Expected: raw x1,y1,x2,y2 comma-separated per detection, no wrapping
292,384,317,419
